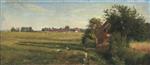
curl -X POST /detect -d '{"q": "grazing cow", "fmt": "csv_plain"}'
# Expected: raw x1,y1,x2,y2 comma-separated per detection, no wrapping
95,21,111,52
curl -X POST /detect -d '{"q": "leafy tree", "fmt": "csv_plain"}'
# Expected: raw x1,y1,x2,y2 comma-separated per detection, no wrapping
103,5,149,65
11,27,19,32
65,25,70,30
82,18,102,48
104,5,146,41
82,5,149,65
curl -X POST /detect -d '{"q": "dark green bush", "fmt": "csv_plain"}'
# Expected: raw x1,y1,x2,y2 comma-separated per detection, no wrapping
107,32,150,65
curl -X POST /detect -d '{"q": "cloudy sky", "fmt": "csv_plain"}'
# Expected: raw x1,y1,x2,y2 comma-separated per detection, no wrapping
0,0,150,30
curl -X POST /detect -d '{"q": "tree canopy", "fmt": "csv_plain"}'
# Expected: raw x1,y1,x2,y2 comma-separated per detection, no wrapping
82,18,103,48
82,5,150,65
104,5,146,41
82,5,150,49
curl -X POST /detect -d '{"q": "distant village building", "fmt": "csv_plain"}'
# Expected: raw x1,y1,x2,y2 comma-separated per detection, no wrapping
21,27,33,32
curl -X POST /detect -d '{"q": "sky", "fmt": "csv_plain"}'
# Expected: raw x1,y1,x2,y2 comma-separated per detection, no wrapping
0,0,150,30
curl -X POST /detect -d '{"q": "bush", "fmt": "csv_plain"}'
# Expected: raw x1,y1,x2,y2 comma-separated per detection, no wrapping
107,32,150,65
105,32,127,65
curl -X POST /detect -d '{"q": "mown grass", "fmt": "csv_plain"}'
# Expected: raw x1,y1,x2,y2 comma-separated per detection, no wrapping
1,32,82,41
0,32,101,65
0,32,149,65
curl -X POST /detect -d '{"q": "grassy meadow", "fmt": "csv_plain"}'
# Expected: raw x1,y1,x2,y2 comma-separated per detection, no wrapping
0,32,150,65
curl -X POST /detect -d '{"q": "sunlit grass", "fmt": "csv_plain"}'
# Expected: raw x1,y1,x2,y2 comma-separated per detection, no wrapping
1,32,149,65
130,41,150,53
0,32,90,65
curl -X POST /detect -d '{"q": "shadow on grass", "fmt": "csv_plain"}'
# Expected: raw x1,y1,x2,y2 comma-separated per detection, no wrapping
16,41,83,50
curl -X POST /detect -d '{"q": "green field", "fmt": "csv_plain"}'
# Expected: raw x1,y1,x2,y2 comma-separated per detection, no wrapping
0,32,102,65
1,32,150,65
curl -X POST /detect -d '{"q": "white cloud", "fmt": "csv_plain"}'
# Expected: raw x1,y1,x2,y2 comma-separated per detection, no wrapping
1,1,150,30
24,4,50,13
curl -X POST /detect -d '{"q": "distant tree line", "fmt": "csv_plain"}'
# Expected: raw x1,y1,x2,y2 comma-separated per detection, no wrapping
11,27,33,32
41,25,82,32
11,26,85,32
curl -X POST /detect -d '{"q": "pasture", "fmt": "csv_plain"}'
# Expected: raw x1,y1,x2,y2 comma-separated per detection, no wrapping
0,32,149,65
0,32,96,65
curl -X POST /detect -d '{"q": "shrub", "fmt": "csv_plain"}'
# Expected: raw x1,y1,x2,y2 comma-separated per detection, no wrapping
105,32,127,65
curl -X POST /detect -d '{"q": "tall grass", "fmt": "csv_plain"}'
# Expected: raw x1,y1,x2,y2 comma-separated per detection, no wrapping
130,41,150,53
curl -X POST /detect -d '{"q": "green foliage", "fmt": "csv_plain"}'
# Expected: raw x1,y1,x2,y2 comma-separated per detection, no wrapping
123,50,150,65
81,5,150,65
88,51,108,65
104,5,150,65
107,32,150,65
11,27,19,32
106,32,127,65
88,18,102,33
82,18,102,48
143,23,150,40
104,5,146,41
111,56,125,65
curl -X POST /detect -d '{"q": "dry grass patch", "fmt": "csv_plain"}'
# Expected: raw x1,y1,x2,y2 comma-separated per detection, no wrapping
130,41,150,53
